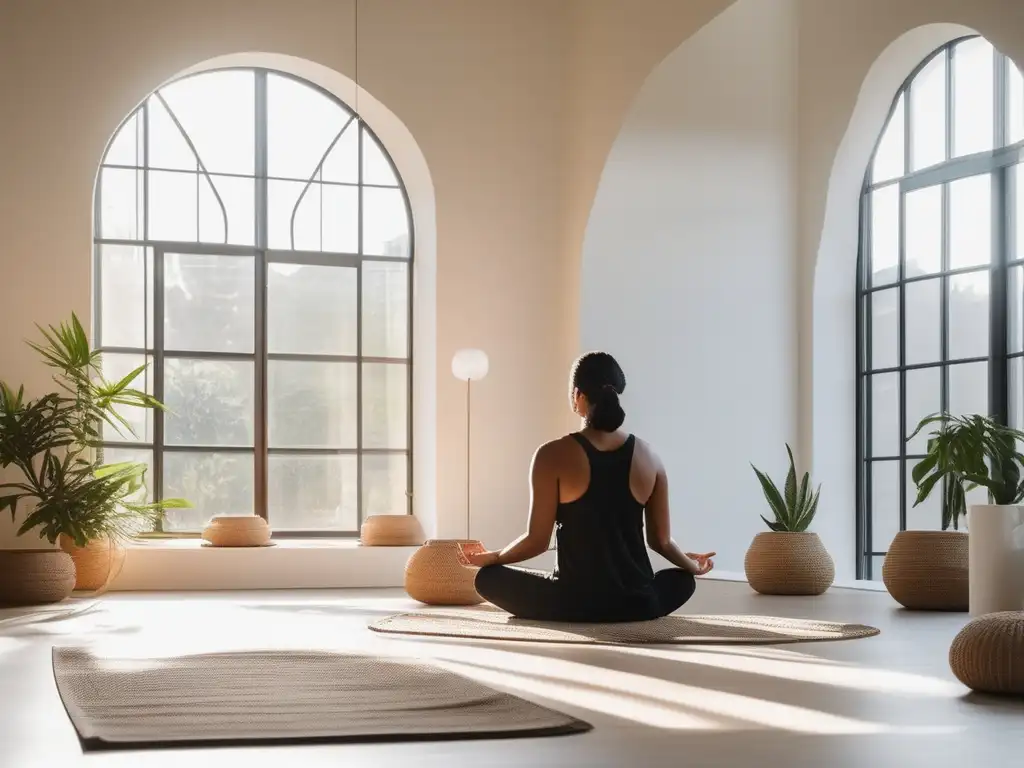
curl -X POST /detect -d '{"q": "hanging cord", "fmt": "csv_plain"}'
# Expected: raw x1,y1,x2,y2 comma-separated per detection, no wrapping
354,0,360,118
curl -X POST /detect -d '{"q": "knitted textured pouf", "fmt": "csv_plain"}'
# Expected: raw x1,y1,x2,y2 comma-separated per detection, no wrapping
744,532,834,596
882,531,969,611
361,515,425,547
0,550,76,606
949,612,1024,696
201,516,272,547
404,540,484,606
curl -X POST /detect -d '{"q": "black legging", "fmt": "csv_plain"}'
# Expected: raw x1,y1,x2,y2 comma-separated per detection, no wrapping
475,565,696,623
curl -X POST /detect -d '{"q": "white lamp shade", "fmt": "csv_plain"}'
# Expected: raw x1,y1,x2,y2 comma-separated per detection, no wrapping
452,348,489,381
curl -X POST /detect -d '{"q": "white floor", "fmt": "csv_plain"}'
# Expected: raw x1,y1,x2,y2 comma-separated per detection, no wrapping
1,580,1022,768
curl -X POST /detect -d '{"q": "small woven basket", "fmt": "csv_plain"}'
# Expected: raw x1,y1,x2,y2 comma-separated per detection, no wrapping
949,611,1024,695
882,530,968,611
201,515,272,547
404,539,484,606
0,549,76,606
59,535,126,592
361,515,425,547
744,532,835,596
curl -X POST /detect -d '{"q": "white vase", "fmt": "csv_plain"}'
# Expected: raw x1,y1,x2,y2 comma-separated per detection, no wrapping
967,504,1024,616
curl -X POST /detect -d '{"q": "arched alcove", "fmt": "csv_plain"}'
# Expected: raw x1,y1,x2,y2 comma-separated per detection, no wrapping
92,53,438,538
811,24,977,578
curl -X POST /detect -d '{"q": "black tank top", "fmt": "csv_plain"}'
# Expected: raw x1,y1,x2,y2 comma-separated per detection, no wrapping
554,433,660,616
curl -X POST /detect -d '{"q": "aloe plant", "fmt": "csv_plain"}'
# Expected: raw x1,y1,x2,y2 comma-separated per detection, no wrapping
752,444,820,532
909,413,1024,531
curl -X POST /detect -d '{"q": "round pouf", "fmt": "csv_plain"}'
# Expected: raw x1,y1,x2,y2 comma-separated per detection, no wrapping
882,530,968,611
744,532,834,596
0,550,76,606
405,539,484,606
361,515,425,547
949,612,1024,695
59,535,126,591
201,515,272,547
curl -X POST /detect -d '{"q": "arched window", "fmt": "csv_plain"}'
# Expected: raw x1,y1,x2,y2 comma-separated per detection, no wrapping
857,37,1024,578
95,68,413,535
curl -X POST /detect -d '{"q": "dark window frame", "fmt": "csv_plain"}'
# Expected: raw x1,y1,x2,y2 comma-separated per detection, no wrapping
856,36,1024,579
92,67,415,538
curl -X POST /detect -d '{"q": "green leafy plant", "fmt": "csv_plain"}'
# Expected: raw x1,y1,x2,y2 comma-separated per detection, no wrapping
0,314,189,546
752,444,820,532
908,413,1024,531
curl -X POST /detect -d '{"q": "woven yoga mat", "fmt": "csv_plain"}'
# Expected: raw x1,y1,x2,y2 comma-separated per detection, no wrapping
52,648,590,750
370,606,880,646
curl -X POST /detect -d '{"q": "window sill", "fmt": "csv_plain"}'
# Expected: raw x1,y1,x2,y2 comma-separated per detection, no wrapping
115,538,420,592
129,538,367,550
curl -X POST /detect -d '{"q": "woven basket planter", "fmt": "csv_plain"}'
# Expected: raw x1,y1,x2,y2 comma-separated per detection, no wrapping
744,532,834,596
882,530,968,611
201,515,272,547
59,535,126,592
405,539,484,606
0,549,76,606
361,515,425,547
949,612,1024,695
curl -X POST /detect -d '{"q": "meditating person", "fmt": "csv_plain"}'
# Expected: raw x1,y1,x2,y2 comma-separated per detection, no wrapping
463,351,715,622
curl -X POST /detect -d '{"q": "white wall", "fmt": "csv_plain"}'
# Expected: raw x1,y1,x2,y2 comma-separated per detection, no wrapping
579,0,799,572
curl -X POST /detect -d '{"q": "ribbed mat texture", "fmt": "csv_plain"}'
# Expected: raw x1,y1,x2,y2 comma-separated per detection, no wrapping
52,648,590,750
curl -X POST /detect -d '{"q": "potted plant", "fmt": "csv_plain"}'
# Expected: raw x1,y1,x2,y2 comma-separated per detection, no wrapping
884,413,1024,613
744,445,834,595
0,315,188,603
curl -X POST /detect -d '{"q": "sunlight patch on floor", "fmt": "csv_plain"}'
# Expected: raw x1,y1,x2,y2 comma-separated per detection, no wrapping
616,645,962,697
387,641,959,735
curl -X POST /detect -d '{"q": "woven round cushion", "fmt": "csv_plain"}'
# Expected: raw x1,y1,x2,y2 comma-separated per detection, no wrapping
201,516,272,547
361,515,425,546
0,549,76,606
59,535,126,591
405,539,484,606
949,612,1024,695
743,532,834,596
882,531,968,611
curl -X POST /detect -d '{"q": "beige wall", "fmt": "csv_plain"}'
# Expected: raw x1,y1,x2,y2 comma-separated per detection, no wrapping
0,0,570,549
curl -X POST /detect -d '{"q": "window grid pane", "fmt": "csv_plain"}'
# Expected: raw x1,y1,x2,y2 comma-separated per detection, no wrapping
94,67,413,534
858,36,1013,580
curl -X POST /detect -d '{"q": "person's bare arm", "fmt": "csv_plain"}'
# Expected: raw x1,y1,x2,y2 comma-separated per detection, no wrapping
645,463,714,575
465,442,559,567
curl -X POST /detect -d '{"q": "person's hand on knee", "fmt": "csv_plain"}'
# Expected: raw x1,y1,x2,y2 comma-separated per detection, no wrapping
685,551,716,576
460,544,500,568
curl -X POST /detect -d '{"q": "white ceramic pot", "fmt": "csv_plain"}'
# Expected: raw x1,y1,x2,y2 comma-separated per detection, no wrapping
967,504,1024,616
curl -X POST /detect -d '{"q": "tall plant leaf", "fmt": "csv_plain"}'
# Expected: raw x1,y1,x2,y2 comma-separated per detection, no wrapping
0,314,192,545
752,448,821,533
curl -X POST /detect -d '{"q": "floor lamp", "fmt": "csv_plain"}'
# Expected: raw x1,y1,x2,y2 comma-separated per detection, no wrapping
403,348,489,606
451,348,489,540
